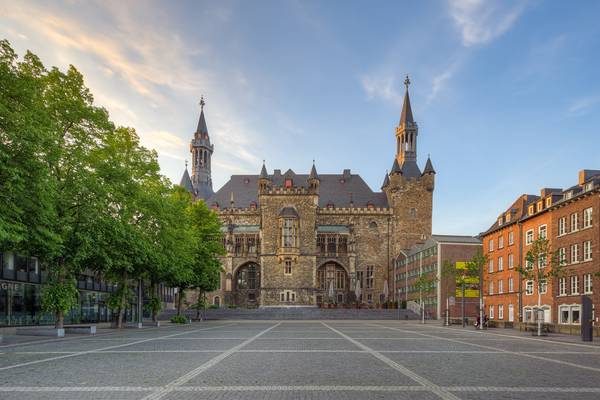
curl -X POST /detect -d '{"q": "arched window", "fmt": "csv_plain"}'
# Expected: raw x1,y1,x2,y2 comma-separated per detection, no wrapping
213,296,220,306
369,221,377,229
236,263,259,290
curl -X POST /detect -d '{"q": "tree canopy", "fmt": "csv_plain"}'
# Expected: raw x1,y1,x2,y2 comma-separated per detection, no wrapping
0,40,224,328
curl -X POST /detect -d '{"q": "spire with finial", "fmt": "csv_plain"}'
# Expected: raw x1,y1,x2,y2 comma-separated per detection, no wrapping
259,160,269,179
196,96,209,137
308,159,319,181
423,154,436,175
399,75,414,127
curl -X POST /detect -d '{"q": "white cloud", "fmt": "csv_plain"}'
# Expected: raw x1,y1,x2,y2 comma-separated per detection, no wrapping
2,1,270,185
448,0,528,47
360,75,402,106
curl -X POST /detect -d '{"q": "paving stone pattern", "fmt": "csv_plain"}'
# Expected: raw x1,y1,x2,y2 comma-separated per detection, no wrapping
1,321,600,399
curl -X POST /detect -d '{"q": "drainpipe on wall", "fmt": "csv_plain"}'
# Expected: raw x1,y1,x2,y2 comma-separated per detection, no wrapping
518,221,523,323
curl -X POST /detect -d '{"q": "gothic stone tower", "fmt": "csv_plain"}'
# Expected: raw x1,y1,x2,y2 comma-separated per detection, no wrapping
180,97,215,200
383,76,435,255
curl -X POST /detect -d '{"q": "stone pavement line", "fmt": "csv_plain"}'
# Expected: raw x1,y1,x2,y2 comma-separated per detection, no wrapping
320,322,462,400
140,322,282,400
370,324,600,373
0,323,233,372
418,322,600,350
3,385,600,393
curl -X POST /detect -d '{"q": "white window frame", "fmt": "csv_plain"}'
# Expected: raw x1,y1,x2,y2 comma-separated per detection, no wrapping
489,239,494,252
498,236,504,249
489,304,495,319
498,279,504,294
559,304,581,325
559,277,567,296
584,273,593,294
508,231,514,245
540,279,548,294
498,256,504,271
583,240,592,261
571,244,579,264
498,304,504,320
559,247,566,265
538,225,547,240
558,217,566,236
526,229,534,245
570,275,579,295
488,259,494,273
489,281,494,295
508,277,514,293
571,213,579,232
525,280,534,295
583,207,592,228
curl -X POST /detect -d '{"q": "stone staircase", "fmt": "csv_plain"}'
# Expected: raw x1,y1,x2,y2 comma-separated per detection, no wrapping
159,307,420,321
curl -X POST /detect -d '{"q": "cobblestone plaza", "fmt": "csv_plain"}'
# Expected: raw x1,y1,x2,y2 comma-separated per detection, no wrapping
1,321,600,399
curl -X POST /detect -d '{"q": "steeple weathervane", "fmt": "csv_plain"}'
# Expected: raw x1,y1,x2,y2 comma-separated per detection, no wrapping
404,75,410,90
199,95,205,110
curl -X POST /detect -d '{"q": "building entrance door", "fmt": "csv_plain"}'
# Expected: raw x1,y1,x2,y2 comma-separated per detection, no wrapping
508,304,514,322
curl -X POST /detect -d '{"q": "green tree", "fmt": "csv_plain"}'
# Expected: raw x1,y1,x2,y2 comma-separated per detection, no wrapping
413,274,436,324
517,237,563,336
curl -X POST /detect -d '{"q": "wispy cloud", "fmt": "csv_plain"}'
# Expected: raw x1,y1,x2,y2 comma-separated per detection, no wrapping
360,75,403,106
427,60,462,103
448,0,528,47
568,95,600,116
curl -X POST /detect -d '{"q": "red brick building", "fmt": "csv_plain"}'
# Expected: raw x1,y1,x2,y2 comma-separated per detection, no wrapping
483,195,536,324
483,169,599,326
395,235,482,320
551,170,600,326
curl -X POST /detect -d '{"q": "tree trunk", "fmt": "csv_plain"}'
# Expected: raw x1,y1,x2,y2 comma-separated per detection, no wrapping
117,272,128,329
55,310,64,329
176,288,185,316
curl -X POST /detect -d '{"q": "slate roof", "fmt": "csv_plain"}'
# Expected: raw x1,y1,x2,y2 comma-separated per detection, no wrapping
400,160,422,178
423,157,435,175
179,169,194,193
400,88,414,126
206,169,389,208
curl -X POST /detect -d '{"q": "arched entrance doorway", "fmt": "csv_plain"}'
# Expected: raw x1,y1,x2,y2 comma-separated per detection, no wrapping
316,262,349,305
234,262,260,306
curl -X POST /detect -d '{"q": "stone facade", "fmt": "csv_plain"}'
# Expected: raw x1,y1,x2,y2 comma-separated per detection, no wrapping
181,80,436,307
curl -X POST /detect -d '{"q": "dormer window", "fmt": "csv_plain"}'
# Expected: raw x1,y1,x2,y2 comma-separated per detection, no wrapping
212,202,220,210
326,201,335,209
565,191,573,200
506,212,511,222
546,197,552,208
285,179,293,188
498,217,503,226
585,182,594,192
250,201,257,210
244,178,250,184
537,201,543,212
528,205,534,215
367,202,374,209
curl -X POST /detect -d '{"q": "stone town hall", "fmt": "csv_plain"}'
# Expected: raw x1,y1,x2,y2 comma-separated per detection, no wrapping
180,79,435,307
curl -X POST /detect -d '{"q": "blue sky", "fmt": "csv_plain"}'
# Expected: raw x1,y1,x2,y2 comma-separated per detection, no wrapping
2,0,600,235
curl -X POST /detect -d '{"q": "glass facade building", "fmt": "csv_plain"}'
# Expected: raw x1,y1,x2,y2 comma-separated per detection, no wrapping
0,252,176,327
